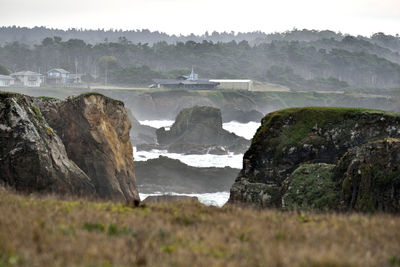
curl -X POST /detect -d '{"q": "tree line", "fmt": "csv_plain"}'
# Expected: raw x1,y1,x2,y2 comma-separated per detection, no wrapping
1,33,400,89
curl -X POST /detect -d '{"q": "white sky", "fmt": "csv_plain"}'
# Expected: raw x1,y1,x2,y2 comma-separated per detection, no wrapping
0,0,399,36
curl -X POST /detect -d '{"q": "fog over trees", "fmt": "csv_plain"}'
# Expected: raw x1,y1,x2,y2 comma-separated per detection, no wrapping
1,27,400,89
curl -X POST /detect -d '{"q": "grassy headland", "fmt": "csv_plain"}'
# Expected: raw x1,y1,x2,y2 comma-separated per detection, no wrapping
0,188,400,267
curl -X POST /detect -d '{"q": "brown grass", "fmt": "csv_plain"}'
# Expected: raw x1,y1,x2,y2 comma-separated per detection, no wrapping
0,188,400,267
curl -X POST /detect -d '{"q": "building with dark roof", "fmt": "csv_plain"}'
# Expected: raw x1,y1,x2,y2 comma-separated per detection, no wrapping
150,68,219,90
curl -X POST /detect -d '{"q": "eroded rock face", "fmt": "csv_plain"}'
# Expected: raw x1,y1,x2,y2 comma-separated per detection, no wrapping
155,106,249,154
229,107,400,208
0,93,95,196
335,138,400,212
38,93,140,205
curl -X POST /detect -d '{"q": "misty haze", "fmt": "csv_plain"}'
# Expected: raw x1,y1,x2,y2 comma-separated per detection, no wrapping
0,0,400,266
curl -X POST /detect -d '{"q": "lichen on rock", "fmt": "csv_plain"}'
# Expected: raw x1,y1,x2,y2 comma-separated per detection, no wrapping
335,138,400,212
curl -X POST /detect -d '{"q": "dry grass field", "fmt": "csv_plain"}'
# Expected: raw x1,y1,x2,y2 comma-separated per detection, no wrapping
0,187,400,267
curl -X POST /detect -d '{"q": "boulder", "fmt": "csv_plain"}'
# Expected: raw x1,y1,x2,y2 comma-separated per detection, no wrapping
335,138,400,212
37,92,140,205
0,92,95,196
156,106,249,154
135,156,239,193
228,107,400,208
143,195,199,204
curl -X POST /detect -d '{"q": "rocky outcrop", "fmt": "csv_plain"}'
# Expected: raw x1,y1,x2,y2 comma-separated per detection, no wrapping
228,107,400,210
37,93,140,205
0,92,95,196
135,156,239,193
155,106,250,154
335,138,400,212
143,195,199,204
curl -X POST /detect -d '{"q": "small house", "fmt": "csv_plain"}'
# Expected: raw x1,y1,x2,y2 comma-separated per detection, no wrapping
10,71,44,87
47,68,70,84
0,75,15,87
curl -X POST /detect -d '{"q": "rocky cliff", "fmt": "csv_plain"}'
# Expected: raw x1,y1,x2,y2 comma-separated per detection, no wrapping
229,107,400,211
1,92,140,205
155,106,250,154
0,92,94,196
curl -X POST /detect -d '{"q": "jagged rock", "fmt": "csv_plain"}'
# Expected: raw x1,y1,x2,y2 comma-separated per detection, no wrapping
335,138,400,212
156,106,249,154
228,107,400,208
36,92,140,205
0,92,95,196
143,195,199,204
135,156,239,193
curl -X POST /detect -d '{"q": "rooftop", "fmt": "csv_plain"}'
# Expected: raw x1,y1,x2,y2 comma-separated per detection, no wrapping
48,68,70,74
0,75,15,80
10,71,43,76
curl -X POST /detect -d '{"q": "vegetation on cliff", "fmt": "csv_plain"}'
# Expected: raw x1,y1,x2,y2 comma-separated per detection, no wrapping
230,107,400,211
1,188,400,267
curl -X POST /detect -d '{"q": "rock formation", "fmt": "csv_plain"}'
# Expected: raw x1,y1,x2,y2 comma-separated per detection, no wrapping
135,156,239,193
1,92,140,205
143,195,199,204
155,106,250,154
228,107,400,211
0,92,95,196
335,138,400,212
37,93,140,205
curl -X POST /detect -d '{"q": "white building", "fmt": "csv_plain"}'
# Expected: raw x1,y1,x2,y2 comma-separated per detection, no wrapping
209,79,253,91
47,68,70,84
0,75,15,87
10,71,44,87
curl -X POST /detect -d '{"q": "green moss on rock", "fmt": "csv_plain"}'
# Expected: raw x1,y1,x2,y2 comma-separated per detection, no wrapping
282,163,339,211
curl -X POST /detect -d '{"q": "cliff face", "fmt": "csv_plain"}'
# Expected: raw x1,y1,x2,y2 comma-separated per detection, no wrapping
0,93,95,195
335,138,400,212
38,93,140,205
229,107,400,209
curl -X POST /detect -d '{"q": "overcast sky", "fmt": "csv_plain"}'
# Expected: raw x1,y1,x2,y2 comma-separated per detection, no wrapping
0,0,399,36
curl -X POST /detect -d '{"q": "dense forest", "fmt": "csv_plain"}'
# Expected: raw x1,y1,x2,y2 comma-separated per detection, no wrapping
1,27,400,89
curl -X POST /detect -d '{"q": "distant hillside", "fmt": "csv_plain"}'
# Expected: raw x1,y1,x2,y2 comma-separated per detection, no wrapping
1,27,400,89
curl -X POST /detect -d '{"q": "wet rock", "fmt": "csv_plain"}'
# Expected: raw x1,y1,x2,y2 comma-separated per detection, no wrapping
135,156,239,193
156,106,250,154
143,195,199,204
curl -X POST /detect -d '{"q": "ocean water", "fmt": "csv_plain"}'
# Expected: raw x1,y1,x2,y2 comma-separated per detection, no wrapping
136,120,259,207
139,120,174,130
222,121,261,140
134,147,243,169
138,120,261,140
139,192,230,207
